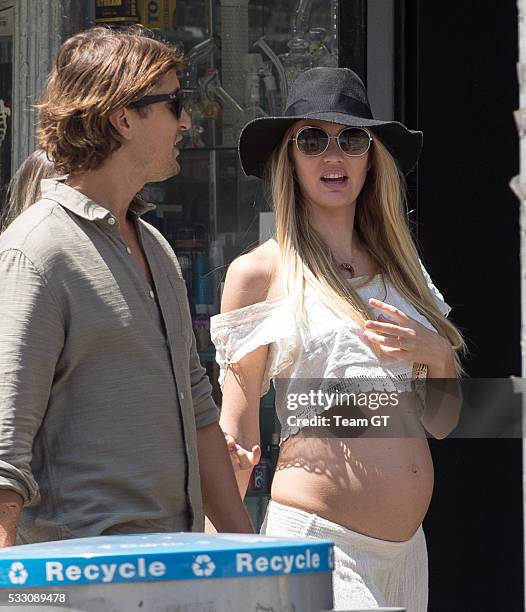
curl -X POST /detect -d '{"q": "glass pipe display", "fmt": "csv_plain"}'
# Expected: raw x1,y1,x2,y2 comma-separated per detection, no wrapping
178,0,339,146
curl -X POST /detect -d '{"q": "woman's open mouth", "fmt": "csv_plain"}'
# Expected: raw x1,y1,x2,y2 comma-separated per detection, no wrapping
320,172,349,188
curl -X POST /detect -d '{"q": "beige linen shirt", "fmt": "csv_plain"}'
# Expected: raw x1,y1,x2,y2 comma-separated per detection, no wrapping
0,179,219,542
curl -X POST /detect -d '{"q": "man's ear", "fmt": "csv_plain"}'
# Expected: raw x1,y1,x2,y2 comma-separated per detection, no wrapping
108,108,133,140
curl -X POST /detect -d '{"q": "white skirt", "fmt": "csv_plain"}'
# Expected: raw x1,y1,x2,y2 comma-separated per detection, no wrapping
261,500,428,612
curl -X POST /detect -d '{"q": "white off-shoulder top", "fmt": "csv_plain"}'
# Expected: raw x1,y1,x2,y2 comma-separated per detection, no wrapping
210,266,451,441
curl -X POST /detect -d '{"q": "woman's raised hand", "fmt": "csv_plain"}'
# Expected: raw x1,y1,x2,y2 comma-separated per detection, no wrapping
362,298,454,371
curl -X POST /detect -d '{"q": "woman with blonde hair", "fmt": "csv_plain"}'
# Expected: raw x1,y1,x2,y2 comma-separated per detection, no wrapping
1,149,56,231
211,67,464,611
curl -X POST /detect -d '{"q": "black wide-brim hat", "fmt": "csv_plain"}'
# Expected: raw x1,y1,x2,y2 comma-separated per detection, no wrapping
239,67,423,178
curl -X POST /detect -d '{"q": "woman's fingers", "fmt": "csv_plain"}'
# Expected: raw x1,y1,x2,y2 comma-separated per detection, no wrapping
363,329,406,349
369,298,410,323
365,299,448,367
224,433,243,467
224,433,237,451
224,431,261,471
364,320,416,338
235,444,261,470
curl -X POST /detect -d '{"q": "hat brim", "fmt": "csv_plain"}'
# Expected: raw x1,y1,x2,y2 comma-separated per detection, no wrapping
238,112,423,178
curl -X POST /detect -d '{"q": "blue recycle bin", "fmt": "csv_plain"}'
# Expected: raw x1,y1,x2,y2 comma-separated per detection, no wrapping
0,532,334,611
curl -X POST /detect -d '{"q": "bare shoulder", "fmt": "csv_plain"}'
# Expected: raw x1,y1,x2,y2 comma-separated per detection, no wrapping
221,239,282,313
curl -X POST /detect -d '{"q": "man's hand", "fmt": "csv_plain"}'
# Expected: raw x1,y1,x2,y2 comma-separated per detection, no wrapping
224,434,261,472
0,490,23,547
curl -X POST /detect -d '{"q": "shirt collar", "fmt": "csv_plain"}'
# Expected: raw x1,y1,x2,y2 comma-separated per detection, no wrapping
40,179,156,221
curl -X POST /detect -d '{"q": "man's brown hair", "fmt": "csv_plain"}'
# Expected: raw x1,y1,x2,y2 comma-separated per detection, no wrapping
37,26,184,175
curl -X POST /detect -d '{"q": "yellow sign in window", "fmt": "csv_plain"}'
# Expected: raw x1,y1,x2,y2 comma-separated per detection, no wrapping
95,0,138,23
96,0,177,30
98,0,123,7
137,0,177,31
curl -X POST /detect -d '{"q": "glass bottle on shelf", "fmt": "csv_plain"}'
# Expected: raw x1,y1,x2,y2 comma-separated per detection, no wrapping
242,54,267,120
235,53,268,136
280,0,314,87
280,36,312,89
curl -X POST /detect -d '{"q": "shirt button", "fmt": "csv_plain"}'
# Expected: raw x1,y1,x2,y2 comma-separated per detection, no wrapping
108,217,116,225
126,247,132,254
149,289,155,299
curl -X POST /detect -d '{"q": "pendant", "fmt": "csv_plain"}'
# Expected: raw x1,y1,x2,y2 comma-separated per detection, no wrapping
339,263,355,277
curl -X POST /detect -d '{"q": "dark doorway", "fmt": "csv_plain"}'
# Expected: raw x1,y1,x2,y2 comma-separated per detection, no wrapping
397,2,523,610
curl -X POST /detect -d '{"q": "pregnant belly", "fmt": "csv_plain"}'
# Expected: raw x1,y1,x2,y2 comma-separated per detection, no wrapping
271,437,434,542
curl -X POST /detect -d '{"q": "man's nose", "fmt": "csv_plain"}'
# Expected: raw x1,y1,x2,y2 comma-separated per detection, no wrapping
178,107,192,131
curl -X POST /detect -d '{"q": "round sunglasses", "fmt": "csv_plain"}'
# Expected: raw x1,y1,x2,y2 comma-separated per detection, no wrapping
291,126,373,157
129,89,185,120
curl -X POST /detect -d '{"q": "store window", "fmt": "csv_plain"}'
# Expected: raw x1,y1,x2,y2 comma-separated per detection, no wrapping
0,4,12,209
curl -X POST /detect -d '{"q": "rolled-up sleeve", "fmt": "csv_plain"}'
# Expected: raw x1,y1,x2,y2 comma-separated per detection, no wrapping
188,333,219,429
0,249,64,505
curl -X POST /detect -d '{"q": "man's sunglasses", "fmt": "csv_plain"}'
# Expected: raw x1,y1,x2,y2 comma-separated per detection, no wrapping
129,90,185,120
290,126,373,157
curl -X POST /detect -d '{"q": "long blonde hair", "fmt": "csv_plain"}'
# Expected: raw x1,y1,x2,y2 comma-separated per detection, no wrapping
1,150,56,232
269,124,466,375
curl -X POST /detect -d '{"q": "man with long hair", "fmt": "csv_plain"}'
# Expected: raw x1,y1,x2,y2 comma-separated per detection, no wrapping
0,26,252,545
